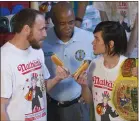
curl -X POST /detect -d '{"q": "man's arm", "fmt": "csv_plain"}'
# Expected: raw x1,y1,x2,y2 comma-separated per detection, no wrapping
99,11,108,21
45,66,70,92
75,2,88,27
45,76,62,92
126,14,138,56
74,72,93,104
81,85,93,104
1,98,10,121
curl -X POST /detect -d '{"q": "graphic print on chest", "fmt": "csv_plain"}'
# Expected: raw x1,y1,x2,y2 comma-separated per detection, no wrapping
93,76,114,91
23,73,46,120
17,59,42,75
96,91,119,121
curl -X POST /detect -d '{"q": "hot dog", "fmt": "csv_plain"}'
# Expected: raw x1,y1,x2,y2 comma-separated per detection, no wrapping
73,61,89,78
51,54,64,66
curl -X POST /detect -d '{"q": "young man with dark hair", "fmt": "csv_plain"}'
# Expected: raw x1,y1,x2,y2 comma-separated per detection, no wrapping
1,8,69,121
75,21,137,121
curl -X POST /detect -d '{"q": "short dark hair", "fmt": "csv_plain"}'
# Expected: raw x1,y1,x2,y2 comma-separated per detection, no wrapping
13,8,43,33
93,21,127,56
50,2,74,25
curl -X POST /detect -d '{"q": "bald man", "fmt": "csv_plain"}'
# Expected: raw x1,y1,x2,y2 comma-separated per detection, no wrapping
42,2,95,121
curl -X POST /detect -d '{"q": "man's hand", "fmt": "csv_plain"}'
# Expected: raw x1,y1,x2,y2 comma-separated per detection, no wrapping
73,71,93,104
55,66,70,81
46,66,70,92
73,71,88,87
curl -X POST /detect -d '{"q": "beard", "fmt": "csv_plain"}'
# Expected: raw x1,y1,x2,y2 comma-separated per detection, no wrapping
27,31,41,50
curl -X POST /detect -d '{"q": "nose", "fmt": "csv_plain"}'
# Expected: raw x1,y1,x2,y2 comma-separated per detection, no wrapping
92,40,94,45
65,23,70,30
92,39,96,45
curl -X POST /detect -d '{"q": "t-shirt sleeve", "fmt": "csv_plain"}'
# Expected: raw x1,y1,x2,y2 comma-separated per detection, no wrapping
1,58,13,98
39,49,50,80
42,64,50,80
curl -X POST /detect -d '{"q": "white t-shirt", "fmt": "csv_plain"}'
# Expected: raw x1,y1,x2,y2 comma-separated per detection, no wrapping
1,42,50,121
93,2,137,41
88,55,127,121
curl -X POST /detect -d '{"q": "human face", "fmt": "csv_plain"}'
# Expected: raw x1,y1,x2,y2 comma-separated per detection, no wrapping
55,10,75,39
28,15,47,49
92,31,106,55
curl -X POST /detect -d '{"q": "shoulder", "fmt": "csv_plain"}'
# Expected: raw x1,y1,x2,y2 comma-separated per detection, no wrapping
74,27,93,37
88,56,103,71
31,48,44,60
1,42,13,62
90,55,103,64
120,55,127,63
74,27,94,42
31,48,43,55
1,42,11,53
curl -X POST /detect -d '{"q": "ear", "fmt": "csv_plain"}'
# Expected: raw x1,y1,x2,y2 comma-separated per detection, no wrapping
109,40,114,49
22,25,31,35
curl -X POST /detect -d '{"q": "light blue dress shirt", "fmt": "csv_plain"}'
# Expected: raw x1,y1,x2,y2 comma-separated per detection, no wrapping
42,27,95,101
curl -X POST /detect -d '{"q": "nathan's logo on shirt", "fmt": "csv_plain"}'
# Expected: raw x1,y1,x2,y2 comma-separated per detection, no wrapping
17,59,42,75
75,50,85,61
93,76,114,91
44,52,53,57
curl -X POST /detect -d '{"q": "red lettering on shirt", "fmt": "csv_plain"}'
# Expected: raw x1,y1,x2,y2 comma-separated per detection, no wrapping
93,76,114,91
17,59,42,75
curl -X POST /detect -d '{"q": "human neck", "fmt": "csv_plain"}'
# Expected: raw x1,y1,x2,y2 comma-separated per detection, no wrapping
54,27,72,43
103,54,120,69
9,34,30,50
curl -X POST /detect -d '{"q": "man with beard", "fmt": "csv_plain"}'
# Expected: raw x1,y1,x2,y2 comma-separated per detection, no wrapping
1,8,69,121
42,2,94,121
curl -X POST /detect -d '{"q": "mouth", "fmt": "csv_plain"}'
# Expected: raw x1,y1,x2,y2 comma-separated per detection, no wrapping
65,30,72,35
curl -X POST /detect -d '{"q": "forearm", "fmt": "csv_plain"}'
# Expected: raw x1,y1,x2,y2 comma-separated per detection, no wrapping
126,14,138,56
81,85,93,104
76,2,88,19
1,105,10,121
45,77,61,92
1,112,9,121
